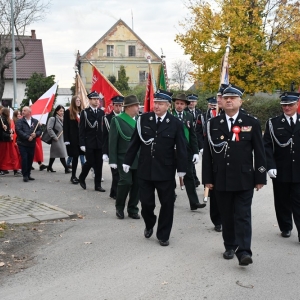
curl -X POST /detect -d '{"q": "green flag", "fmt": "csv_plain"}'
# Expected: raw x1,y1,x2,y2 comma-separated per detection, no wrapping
159,64,166,90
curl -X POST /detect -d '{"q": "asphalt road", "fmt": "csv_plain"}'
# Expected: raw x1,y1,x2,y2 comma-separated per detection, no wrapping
1,144,299,300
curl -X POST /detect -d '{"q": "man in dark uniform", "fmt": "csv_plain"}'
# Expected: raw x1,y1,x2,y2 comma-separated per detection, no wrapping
202,84,267,266
263,92,300,242
108,95,140,220
102,95,124,199
172,93,206,210
202,96,222,232
79,91,105,192
185,94,203,186
123,89,187,246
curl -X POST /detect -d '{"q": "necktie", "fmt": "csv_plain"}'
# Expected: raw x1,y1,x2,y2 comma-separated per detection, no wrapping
94,109,97,115
290,117,295,131
157,117,162,129
229,117,234,131
178,112,182,119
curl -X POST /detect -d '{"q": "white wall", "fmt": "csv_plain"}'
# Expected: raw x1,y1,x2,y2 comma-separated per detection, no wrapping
2,80,27,108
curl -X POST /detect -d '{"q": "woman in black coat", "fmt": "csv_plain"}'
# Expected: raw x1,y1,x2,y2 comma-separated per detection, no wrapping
63,95,84,184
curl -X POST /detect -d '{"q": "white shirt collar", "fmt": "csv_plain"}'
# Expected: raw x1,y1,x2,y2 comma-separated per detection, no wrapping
225,111,240,131
284,113,297,124
155,112,167,122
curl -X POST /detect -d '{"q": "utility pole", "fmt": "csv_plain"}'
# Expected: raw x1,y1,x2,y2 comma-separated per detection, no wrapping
10,0,17,108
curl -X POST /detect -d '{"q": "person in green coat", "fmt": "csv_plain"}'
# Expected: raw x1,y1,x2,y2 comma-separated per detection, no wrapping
109,95,140,220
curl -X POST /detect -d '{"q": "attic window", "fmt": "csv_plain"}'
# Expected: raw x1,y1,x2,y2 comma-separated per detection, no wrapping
107,45,114,57
128,46,136,57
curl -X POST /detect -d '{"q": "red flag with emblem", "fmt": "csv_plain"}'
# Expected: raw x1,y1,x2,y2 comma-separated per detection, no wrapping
144,71,154,112
31,82,58,124
91,65,122,114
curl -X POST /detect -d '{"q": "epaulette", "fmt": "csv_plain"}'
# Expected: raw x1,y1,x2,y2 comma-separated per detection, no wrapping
245,113,257,120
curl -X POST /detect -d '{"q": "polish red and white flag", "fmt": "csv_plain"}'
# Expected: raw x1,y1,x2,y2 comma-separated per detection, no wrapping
31,82,58,124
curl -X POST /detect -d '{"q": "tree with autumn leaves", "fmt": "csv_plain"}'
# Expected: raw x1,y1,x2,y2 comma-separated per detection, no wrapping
176,0,300,93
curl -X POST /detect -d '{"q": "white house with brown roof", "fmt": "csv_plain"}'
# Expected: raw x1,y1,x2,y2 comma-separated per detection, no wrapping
1,30,46,108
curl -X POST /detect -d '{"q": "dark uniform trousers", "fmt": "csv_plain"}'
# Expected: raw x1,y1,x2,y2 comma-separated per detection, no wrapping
215,189,253,257
209,189,222,226
81,148,103,187
110,167,120,198
139,179,175,241
272,180,300,233
116,166,139,214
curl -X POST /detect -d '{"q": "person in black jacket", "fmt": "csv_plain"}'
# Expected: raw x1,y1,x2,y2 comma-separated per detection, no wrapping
123,89,187,246
102,95,124,199
202,84,267,266
63,95,85,184
263,92,300,242
78,91,105,192
16,106,42,182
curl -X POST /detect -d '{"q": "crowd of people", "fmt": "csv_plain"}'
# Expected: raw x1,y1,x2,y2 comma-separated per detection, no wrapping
0,83,299,268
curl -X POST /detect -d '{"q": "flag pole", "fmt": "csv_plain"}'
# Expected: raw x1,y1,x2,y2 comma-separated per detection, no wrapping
217,37,230,115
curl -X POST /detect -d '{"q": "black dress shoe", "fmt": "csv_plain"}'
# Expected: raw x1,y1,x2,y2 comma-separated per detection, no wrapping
239,255,253,266
65,168,71,174
47,167,56,172
223,249,235,259
144,228,153,238
70,177,79,184
79,178,86,190
95,186,105,192
195,180,200,187
128,213,140,219
116,210,124,219
28,176,35,180
214,224,222,232
191,203,206,210
281,230,291,238
31,167,35,170
109,195,117,200
23,176,29,182
159,240,169,246
39,164,47,171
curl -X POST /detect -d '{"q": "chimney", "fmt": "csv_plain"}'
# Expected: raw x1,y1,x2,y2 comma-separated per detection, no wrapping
31,30,36,39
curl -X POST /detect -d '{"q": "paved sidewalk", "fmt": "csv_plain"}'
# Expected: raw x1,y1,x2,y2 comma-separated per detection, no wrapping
0,194,77,224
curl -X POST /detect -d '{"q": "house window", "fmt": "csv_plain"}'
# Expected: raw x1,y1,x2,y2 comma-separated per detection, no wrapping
139,71,146,82
107,45,114,57
128,46,136,57
1,99,12,107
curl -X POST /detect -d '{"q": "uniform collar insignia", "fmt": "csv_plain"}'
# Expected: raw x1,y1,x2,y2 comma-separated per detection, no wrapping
220,119,224,123
166,118,170,123
238,119,242,123
149,116,153,120
281,118,285,122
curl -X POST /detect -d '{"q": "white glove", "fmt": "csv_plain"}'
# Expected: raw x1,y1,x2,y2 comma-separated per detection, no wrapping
122,164,130,173
199,149,203,155
109,164,117,169
267,169,277,179
192,154,200,164
80,146,86,152
177,172,186,177
102,154,109,162
64,142,70,145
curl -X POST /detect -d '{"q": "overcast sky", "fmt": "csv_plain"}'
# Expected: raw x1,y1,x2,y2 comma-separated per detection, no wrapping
30,0,192,89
